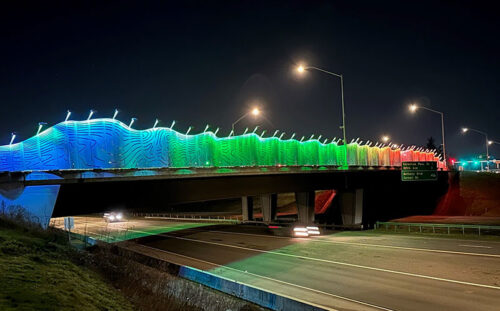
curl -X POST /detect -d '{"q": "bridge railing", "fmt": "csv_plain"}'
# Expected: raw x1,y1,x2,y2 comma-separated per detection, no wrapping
376,221,500,236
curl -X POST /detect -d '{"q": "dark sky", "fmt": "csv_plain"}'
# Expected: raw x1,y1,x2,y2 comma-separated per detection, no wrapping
1,1,499,159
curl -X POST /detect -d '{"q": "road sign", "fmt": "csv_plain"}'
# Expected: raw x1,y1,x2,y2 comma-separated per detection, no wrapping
402,161,437,181
402,161,437,171
64,217,74,230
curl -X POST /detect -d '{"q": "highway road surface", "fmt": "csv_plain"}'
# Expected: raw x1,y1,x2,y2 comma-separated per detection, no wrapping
52,216,500,311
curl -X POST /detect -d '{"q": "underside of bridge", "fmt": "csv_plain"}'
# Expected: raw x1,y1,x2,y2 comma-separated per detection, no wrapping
0,170,450,228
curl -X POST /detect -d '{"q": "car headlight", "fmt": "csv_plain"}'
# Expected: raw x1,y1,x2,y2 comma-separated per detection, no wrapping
293,226,309,237
116,213,123,220
109,215,115,221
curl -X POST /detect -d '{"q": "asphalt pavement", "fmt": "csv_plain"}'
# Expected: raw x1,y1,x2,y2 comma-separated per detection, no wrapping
52,216,500,311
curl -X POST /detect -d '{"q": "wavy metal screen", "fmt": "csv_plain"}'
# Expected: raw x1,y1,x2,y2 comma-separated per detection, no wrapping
0,119,441,172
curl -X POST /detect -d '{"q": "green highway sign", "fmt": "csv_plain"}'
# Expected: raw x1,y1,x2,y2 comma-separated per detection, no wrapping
402,161,437,171
402,161,437,181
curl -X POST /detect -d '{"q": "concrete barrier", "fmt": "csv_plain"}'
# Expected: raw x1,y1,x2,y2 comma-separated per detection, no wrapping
110,243,327,311
179,265,326,311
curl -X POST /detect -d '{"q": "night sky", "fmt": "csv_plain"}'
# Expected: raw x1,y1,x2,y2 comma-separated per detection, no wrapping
1,1,498,160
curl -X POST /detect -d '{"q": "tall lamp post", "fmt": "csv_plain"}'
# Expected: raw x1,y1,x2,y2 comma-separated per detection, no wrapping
232,107,260,135
462,127,490,169
409,104,447,165
296,65,348,167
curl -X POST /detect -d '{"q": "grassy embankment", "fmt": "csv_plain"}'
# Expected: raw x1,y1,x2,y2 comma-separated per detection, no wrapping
0,218,134,311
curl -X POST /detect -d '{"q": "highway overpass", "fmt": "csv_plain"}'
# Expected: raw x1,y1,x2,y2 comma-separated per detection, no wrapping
0,118,447,227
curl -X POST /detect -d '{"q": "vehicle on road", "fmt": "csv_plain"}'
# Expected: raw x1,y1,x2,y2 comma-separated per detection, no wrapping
103,212,124,223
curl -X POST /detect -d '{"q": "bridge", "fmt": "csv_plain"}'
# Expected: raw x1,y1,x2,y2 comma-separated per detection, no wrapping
0,118,447,227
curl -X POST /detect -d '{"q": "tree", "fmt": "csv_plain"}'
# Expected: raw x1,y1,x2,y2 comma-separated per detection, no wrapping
426,136,442,158
426,137,437,150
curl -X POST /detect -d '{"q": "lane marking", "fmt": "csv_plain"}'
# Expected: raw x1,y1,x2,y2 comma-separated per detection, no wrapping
130,229,500,291
135,243,392,311
204,230,500,258
459,245,493,249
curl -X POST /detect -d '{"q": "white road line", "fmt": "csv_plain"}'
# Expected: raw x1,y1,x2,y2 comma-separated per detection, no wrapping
130,229,500,291
459,244,493,249
135,243,392,311
205,230,500,258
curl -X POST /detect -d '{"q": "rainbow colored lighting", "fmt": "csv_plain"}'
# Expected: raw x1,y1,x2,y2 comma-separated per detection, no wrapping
0,118,443,172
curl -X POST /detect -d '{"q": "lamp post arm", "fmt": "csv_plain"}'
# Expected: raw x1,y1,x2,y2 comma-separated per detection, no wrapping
417,106,443,116
232,112,250,133
465,128,490,163
305,66,342,78
467,128,488,137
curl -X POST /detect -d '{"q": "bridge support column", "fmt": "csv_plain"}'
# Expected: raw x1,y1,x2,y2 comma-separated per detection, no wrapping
260,194,277,222
241,196,254,221
295,191,315,224
339,189,364,225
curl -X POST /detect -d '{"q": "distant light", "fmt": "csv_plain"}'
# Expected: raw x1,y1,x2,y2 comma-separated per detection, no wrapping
112,109,119,120
170,120,176,129
153,119,159,128
409,104,418,113
488,140,493,145
129,118,137,128
461,127,468,133
251,107,260,116
382,135,390,143
9,133,16,145
297,65,305,73
306,226,320,235
65,110,71,122
87,109,95,120
293,226,309,237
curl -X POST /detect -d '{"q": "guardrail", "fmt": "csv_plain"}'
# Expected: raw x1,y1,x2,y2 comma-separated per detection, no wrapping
134,212,241,223
376,221,500,236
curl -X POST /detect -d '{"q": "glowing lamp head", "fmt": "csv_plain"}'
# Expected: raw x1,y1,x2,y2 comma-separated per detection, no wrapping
461,127,469,133
382,136,389,143
297,65,305,73
488,140,493,145
409,104,418,113
251,107,260,116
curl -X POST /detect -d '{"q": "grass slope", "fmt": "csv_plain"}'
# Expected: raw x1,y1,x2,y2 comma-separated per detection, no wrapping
0,219,134,311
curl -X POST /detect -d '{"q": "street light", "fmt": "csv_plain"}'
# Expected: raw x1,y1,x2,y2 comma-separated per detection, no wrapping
461,127,490,166
409,103,447,165
296,64,347,166
232,107,261,135
381,135,390,143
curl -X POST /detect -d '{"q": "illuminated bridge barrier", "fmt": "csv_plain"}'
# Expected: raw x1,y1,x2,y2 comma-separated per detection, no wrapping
0,118,443,172
0,118,446,227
